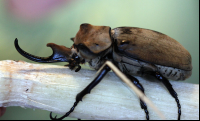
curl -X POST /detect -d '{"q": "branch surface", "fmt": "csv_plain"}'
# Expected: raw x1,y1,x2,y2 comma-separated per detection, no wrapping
0,60,199,120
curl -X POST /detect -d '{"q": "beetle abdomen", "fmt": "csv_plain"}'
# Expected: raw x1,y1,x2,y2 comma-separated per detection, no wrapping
113,52,192,80
156,65,192,80
111,27,192,72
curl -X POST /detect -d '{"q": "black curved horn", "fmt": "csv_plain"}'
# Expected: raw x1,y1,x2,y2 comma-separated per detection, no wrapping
14,38,72,63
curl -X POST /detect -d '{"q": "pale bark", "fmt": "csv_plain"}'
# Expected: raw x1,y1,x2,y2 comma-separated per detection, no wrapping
0,60,199,120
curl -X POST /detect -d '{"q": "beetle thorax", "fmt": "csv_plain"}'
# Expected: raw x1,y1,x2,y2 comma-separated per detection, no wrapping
71,46,104,70
87,57,106,70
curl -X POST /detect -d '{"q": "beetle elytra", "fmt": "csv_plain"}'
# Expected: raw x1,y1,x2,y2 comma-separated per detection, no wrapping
14,23,192,120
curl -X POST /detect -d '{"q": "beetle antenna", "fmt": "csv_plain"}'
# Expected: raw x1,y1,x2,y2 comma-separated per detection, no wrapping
70,38,74,41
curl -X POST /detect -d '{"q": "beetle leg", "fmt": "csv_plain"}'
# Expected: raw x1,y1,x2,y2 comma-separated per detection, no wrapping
65,64,81,72
64,63,70,67
153,72,181,120
75,65,81,72
64,63,76,70
64,58,81,72
126,74,149,120
50,65,111,120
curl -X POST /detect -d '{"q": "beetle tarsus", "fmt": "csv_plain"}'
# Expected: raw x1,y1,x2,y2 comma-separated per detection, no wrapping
50,101,79,120
126,74,149,120
140,100,149,120
153,72,181,120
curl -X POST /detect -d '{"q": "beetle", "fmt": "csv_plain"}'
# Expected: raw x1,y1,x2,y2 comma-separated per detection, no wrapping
14,23,192,120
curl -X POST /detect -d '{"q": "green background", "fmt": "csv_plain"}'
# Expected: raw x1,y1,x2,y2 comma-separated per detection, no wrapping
0,0,199,120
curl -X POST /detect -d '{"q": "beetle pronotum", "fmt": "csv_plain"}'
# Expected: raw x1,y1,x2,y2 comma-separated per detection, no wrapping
14,23,192,120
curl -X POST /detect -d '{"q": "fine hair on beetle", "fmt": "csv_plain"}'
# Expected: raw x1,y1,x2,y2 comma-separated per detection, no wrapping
14,23,192,120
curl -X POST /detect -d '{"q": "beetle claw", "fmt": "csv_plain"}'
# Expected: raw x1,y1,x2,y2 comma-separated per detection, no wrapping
50,112,58,120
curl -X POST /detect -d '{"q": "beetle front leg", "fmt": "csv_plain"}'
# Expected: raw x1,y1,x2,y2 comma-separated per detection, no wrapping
126,74,149,120
153,72,181,120
50,65,111,120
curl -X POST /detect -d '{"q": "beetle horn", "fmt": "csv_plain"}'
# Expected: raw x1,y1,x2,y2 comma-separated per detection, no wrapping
14,38,72,63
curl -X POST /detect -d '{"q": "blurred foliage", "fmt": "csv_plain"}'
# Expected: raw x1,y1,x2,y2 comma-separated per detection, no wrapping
0,0,199,120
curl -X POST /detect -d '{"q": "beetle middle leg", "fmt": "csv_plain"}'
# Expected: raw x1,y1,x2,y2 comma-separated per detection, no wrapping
153,72,181,120
50,65,111,120
126,74,149,120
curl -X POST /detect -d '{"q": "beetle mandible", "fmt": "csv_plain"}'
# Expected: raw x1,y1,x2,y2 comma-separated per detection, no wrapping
14,23,192,120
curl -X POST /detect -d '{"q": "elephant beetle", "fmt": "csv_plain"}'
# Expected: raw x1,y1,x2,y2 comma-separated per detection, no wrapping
14,23,192,120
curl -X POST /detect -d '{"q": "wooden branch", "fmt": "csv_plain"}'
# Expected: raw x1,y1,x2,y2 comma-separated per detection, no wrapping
0,60,199,120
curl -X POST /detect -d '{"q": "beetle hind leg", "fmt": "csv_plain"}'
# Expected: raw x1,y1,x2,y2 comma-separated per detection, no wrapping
153,72,181,120
126,74,149,120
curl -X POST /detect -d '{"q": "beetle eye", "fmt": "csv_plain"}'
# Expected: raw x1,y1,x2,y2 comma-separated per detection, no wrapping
120,40,130,45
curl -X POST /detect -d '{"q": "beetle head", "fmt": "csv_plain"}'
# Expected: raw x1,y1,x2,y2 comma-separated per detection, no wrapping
73,23,112,60
14,38,79,63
